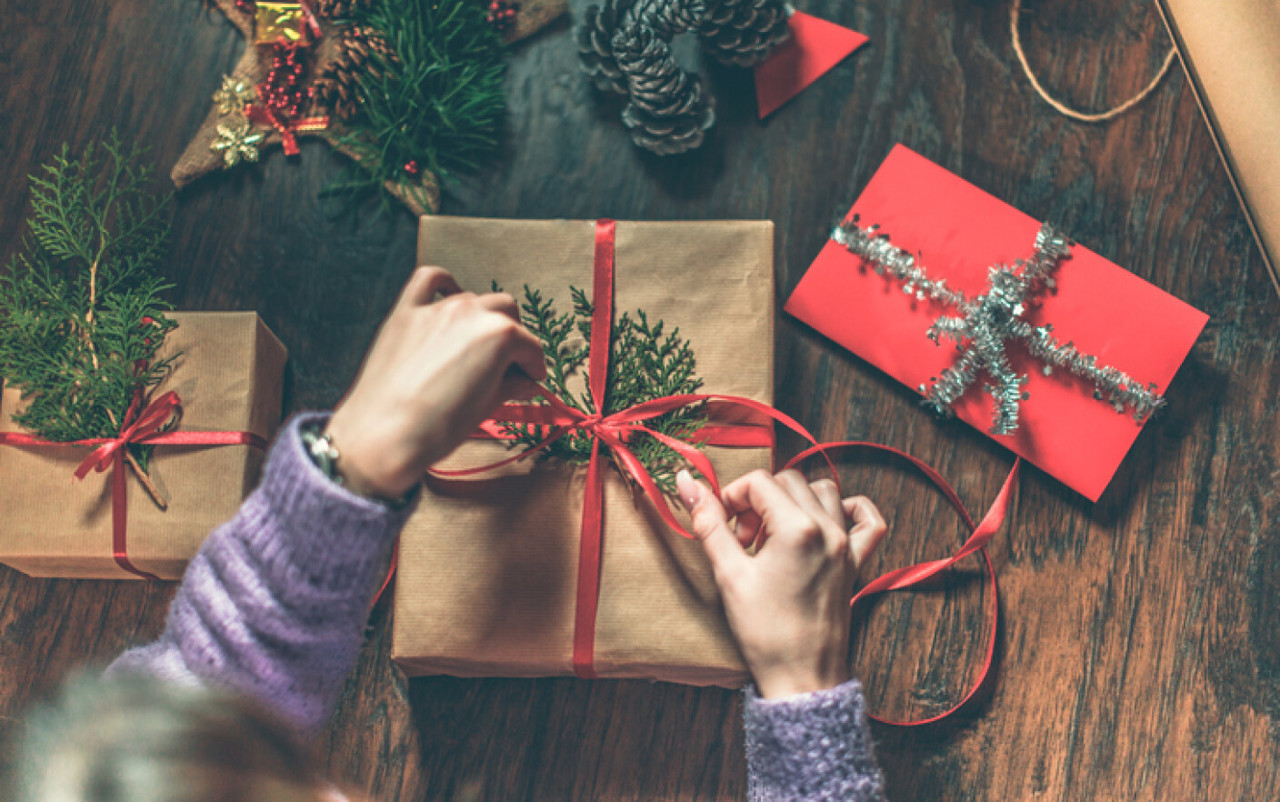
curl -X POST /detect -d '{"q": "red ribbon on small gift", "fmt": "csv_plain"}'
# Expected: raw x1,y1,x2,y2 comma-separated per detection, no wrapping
298,0,322,40
431,219,1020,725
243,0,327,156
244,98,329,157
0,390,268,580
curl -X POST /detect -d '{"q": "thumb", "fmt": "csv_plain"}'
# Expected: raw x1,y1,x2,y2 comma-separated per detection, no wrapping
842,495,888,571
498,372,543,404
676,470,745,572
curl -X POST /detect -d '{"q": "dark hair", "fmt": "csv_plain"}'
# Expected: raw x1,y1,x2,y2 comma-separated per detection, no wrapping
14,672,322,802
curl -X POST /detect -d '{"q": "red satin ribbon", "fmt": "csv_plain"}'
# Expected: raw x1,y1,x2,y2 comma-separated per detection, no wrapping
244,98,330,157
244,0,326,155
0,390,267,580
431,219,1018,724
298,0,322,39
786,443,1020,726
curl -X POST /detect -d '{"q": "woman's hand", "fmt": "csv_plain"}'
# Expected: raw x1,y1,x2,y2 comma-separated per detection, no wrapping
324,266,547,500
676,468,887,699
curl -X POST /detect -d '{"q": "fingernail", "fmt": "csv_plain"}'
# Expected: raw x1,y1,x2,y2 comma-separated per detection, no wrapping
676,469,698,508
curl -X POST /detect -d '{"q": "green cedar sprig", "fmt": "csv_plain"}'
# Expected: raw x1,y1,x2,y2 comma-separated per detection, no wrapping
328,0,507,209
497,283,707,494
0,133,177,445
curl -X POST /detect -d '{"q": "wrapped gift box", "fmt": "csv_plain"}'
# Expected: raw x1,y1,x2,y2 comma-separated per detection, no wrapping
1156,0,1280,298
392,217,774,687
0,312,287,579
785,145,1208,501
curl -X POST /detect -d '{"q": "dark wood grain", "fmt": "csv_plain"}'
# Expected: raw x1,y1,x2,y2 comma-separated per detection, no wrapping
2,0,1278,798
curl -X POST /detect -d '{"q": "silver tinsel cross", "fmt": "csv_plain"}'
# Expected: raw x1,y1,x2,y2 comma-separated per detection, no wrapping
832,217,1165,435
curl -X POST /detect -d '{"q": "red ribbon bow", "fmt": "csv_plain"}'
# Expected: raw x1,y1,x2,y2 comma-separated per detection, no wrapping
244,96,329,157
72,390,181,480
430,220,1020,725
0,391,268,580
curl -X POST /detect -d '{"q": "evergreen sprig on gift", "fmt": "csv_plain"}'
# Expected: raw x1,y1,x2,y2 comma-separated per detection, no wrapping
498,284,707,494
0,133,177,449
327,0,507,209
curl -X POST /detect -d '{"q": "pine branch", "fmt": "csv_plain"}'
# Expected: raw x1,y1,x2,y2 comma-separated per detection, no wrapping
328,0,508,204
0,132,177,445
495,283,706,494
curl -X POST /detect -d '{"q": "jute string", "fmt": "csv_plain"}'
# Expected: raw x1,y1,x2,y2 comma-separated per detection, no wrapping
1011,0,1176,123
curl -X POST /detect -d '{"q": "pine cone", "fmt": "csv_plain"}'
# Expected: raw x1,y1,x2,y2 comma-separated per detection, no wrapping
612,24,714,155
698,0,789,68
577,0,635,94
622,0,703,38
311,75,357,122
343,25,399,76
313,0,368,19
313,25,399,121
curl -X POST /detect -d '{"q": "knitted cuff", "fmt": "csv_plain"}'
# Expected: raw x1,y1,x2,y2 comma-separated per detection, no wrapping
743,680,886,802
245,412,417,597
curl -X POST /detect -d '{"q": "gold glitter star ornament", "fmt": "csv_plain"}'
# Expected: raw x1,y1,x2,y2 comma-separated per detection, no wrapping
211,118,265,167
174,0,567,215
212,75,256,115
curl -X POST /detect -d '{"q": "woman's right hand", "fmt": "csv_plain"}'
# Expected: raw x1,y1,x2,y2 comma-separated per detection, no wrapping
324,266,547,501
677,468,888,699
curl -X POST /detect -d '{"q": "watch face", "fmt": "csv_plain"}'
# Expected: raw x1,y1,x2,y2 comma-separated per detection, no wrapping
301,429,338,476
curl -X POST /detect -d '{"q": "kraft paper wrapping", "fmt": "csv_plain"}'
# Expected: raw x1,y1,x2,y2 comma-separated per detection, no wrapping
0,312,287,579
392,217,775,687
1156,0,1280,297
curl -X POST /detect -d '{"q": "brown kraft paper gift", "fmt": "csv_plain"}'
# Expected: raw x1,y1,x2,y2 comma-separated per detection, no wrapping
0,312,287,580
392,217,775,687
1156,0,1280,297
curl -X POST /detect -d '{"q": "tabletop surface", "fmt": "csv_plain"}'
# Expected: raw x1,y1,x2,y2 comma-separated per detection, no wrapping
2,0,1278,799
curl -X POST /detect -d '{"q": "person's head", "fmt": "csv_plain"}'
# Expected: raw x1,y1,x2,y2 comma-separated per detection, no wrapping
14,672,332,802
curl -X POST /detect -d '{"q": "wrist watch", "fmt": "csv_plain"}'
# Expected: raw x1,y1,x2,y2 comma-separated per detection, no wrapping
299,422,412,508
300,424,343,484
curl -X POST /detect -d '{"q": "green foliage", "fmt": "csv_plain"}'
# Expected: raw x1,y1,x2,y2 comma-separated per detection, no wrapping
333,0,508,208
498,283,707,494
0,133,177,443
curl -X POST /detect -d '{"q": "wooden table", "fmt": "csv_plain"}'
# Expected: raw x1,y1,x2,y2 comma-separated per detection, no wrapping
2,0,1276,798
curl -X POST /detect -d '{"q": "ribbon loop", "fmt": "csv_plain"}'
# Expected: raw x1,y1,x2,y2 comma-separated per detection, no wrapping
73,391,182,480
244,87,329,158
786,443,1019,725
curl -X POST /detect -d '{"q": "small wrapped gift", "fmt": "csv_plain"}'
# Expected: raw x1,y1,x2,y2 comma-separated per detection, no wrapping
254,2,308,45
785,145,1209,501
392,217,775,687
0,312,287,579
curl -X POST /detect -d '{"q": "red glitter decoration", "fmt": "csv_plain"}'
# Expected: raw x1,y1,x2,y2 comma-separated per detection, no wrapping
260,40,310,122
485,0,519,32
243,35,328,157
403,160,421,176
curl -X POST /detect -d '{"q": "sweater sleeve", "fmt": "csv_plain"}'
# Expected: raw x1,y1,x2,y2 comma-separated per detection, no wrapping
107,412,415,737
743,679,886,801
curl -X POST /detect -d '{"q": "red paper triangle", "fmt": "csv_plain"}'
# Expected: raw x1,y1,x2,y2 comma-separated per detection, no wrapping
754,10,869,119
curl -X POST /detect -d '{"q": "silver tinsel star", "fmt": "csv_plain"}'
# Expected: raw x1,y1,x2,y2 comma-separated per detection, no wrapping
211,118,265,167
832,217,1165,435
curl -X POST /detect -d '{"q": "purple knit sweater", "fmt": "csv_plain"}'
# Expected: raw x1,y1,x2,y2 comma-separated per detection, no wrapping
109,414,885,801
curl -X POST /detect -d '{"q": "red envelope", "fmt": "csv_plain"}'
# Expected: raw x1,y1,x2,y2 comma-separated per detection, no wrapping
753,11,869,119
785,145,1209,501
